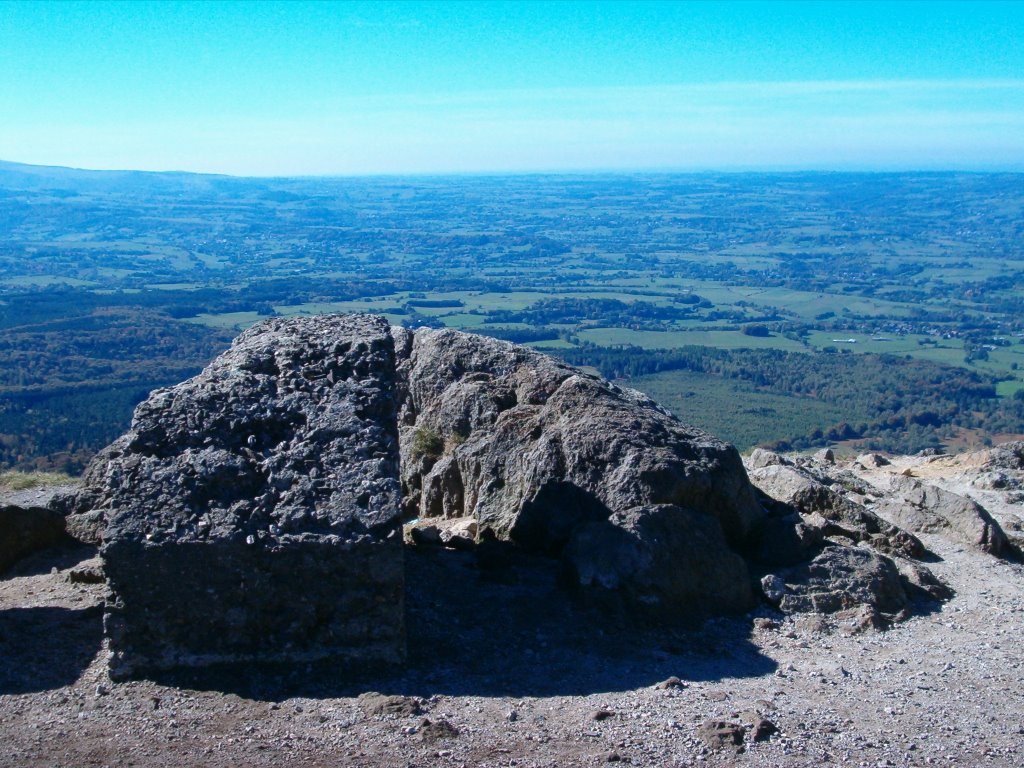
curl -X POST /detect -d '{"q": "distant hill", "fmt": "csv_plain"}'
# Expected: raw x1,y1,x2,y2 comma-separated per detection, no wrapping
0,159,236,196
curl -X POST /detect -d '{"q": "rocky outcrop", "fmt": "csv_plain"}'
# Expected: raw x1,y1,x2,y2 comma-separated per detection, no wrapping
871,475,1009,557
742,451,951,619
745,461,923,559
393,326,764,615
59,316,966,678
94,315,406,678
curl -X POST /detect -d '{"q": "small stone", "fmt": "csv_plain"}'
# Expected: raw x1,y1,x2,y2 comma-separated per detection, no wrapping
506,709,518,722
418,717,459,743
761,574,786,604
698,719,745,750
68,562,105,584
752,718,779,742
655,676,684,690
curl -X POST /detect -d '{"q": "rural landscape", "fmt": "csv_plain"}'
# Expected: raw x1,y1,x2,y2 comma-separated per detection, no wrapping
5,3,1024,766
2,161,1023,472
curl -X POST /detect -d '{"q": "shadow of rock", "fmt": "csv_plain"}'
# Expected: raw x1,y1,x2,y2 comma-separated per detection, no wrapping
150,545,777,701
4,542,98,578
0,604,103,694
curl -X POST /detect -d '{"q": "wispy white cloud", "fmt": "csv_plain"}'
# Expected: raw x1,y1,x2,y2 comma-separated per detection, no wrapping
2,79,1022,174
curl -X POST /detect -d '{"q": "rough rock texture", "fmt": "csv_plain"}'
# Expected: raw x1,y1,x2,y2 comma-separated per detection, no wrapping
95,315,405,678
0,504,69,572
49,437,129,544
392,326,763,615
62,317,973,669
871,475,1009,557
742,452,948,618
763,545,910,619
746,462,923,559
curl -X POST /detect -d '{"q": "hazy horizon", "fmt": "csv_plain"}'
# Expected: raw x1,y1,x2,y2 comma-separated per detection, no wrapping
2,1,1022,176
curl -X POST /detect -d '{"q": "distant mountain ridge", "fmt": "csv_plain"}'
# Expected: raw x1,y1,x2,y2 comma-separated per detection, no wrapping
0,159,233,195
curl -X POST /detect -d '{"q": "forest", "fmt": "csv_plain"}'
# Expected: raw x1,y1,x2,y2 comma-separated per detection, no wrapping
1,161,1022,470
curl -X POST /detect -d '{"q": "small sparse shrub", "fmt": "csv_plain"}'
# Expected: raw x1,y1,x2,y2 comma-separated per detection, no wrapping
411,426,444,460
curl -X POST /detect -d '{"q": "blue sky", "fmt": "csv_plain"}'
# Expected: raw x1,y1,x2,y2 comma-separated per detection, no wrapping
0,1,1022,175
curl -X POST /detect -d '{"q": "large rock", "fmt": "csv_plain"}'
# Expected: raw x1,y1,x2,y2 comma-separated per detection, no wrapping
763,545,910,618
96,315,405,678
67,314,961,670
872,475,1009,557
747,463,923,559
393,327,763,614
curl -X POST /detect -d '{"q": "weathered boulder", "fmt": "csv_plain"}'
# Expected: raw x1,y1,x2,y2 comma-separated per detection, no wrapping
762,545,910,619
393,326,763,614
872,475,1009,557
747,464,923,559
0,504,69,572
745,448,789,471
95,315,405,678
986,441,1024,471
856,452,891,469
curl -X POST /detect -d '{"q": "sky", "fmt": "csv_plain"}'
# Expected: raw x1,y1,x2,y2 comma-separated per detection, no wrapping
0,0,1022,176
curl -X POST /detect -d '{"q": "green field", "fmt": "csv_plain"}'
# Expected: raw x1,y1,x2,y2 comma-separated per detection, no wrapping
626,369,848,451
3,166,1024,468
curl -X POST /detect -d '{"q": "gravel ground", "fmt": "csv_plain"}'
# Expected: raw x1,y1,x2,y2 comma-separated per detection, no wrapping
2,529,1023,768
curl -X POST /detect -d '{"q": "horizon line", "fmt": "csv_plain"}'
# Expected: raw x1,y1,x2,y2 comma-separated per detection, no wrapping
4,157,1024,182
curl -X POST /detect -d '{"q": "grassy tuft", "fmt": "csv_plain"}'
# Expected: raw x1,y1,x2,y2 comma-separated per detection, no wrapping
0,470,76,491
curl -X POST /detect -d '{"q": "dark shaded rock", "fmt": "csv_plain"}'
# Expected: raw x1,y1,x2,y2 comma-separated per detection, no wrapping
394,327,762,617
893,558,954,602
698,719,745,749
746,511,824,567
563,504,754,616
873,475,1009,557
751,717,779,742
764,545,910,618
95,315,405,678
0,504,69,572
